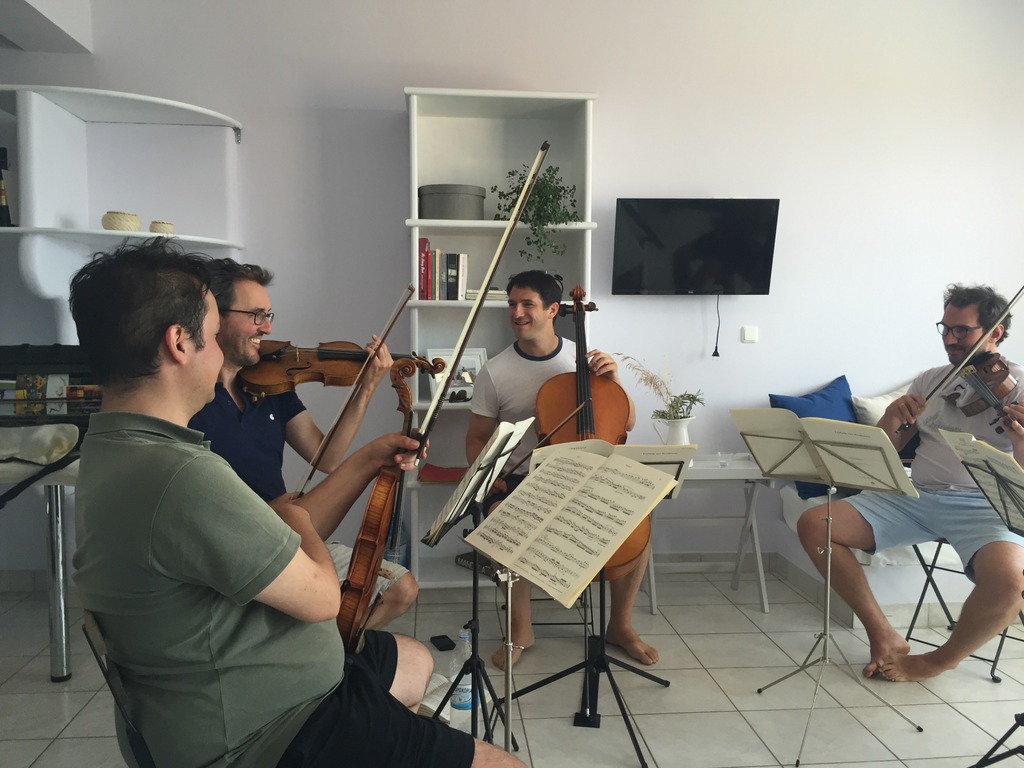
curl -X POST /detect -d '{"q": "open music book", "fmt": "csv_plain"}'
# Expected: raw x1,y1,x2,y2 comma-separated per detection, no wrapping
530,439,696,499
730,408,918,497
421,416,535,546
940,429,1024,534
464,446,677,608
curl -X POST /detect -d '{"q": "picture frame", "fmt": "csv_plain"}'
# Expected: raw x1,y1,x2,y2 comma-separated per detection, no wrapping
426,348,488,402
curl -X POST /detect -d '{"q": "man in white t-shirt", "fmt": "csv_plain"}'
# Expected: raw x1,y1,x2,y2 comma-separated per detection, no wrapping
798,283,1024,682
466,270,658,671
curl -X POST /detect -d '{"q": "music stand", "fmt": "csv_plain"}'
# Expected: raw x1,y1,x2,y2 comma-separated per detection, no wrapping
421,418,534,746
730,409,923,766
468,445,689,768
940,429,1024,768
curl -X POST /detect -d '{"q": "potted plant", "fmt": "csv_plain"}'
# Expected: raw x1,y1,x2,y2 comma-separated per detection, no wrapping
617,354,703,443
491,164,580,262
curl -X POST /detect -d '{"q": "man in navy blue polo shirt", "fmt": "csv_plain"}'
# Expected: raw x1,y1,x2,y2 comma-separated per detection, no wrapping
190,258,418,629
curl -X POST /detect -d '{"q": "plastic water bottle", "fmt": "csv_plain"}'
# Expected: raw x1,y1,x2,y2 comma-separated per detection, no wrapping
449,628,473,714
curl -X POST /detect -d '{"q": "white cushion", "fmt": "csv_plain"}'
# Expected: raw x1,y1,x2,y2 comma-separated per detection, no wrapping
851,383,911,426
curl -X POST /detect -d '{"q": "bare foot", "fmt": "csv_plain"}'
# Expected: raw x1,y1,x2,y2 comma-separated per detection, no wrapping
862,630,910,678
606,625,659,665
880,650,950,682
491,631,534,671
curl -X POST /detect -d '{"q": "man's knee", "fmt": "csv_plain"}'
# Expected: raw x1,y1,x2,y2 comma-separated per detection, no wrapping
796,506,826,548
390,573,418,607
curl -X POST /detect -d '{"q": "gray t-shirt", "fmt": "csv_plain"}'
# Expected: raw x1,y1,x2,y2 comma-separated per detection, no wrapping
74,412,344,767
909,357,1024,490
471,339,576,468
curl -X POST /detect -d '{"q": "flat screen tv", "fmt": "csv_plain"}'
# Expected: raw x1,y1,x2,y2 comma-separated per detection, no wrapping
611,198,780,295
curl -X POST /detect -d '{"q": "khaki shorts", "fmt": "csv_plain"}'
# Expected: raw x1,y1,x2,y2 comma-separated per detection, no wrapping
326,541,409,599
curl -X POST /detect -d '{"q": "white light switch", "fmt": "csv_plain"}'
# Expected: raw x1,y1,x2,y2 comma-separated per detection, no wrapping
741,326,758,343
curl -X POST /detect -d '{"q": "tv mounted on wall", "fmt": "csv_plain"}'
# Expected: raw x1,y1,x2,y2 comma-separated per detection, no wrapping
611,198,780,295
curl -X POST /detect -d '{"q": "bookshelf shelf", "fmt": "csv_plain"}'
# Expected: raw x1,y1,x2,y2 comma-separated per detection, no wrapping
404,86,595,588
0,85,242,344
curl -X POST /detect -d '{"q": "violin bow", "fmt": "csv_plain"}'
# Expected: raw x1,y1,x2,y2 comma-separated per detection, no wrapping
414,141,551,461
897,282,1024,434
293,283,415,495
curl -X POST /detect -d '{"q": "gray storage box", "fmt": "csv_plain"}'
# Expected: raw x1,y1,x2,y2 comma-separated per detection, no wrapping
418,184,486,220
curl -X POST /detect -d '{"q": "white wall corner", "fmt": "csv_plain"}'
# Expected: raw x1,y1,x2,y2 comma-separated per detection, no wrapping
0,0,93,53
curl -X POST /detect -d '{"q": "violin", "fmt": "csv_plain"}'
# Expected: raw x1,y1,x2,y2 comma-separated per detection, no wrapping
955,351,1019,433
534,285,642,581
239,339,436,403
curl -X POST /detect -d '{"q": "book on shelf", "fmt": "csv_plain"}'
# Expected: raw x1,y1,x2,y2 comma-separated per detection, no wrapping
465,287,506,302
445,252,459,300
464,445,677,608
418,672,451,722
418,237,431,300
418,463,468,484
457,252,468,301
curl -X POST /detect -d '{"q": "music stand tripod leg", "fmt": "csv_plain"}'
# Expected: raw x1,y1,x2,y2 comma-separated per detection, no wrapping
755,489,922,767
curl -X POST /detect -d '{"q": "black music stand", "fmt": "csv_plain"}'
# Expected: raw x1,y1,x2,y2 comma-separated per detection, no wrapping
731,408,923,767
421,419,533,747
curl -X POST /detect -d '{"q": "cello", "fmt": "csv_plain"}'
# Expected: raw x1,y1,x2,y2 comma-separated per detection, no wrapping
534,285,644,581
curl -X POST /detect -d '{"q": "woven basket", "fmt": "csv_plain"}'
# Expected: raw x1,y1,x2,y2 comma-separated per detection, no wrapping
101,211,141,231
149,220,174,234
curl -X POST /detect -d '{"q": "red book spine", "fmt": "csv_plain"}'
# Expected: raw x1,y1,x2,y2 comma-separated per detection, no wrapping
418,237,431,300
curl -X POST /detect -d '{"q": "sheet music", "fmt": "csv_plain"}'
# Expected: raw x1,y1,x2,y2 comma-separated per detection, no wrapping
731,408,917,497
531,439,695,499
940,429,1024,533
465,448,676,607
421,417,534,546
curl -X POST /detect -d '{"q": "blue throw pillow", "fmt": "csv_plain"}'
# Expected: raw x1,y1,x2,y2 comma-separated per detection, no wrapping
768,375,857,499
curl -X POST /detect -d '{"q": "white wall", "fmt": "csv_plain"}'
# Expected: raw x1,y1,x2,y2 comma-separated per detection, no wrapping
2,0,1023,567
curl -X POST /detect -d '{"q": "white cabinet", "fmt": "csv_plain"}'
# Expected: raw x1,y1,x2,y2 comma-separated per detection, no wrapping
404,87,595,587
0,85,242,344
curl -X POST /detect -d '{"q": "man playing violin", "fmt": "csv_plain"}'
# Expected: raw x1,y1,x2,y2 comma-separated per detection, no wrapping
466,270,659,671
798,283,1024,682
189,257,418,630
71,238,524,768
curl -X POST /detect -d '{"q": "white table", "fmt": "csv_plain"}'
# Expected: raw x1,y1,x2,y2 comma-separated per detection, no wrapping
646,453,773,614
0,459,79,681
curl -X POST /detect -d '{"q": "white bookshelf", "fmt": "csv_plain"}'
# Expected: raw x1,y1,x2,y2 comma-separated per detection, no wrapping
0,85,242,344
404,87,595,588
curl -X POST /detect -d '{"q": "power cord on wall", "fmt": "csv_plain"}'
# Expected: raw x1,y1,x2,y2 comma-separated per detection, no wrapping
712,292,721,357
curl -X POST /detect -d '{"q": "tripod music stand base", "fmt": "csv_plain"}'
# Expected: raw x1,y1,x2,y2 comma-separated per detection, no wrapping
574,712,601,728
971,712,1024,768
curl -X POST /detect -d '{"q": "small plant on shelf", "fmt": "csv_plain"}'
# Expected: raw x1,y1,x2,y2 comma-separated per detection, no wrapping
617,354,704,420
491,164,580,261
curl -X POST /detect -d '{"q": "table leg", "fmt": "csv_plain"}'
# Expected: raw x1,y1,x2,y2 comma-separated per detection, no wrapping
731,481,769,613
45,484,71,682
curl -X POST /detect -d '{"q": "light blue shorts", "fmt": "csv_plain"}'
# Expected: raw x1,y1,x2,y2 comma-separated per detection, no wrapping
847,487,1024,579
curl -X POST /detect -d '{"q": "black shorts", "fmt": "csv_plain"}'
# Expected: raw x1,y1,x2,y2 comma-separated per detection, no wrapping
277,631,474,768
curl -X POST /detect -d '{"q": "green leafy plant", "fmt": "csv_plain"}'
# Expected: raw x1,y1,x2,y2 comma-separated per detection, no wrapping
491,164,580,261
617,354,704,420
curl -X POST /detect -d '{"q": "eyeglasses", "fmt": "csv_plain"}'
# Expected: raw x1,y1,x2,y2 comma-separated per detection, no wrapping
224,308,274,325
936,322,982,340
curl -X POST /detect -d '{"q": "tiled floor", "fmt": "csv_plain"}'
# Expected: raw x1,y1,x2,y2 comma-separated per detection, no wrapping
3,571,1024,767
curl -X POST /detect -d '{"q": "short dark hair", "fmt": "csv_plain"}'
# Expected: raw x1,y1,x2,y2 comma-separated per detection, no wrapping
69,238,211,386
506,270,563,308
944,283,1011,345
205,258,274,313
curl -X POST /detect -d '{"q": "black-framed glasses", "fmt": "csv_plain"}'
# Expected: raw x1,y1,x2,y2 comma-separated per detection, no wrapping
224,308,274,325
936,322,982,340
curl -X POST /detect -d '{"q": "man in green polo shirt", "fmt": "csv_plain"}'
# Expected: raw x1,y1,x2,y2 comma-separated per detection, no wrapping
70,239,524,768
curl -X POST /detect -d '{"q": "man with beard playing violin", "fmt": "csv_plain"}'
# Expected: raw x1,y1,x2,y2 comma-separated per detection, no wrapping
798,283,1024,682
466,270,658,671
71,238,524,768
189,257,417,630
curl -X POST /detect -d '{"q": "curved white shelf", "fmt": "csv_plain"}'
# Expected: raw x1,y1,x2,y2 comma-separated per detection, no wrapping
407,218,596,232
0,227,242,250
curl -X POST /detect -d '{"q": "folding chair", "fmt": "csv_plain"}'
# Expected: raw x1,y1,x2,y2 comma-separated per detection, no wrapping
904,540,1024,683
82,610,157,768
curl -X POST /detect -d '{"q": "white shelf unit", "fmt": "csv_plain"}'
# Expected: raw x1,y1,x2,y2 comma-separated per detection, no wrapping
0,85,243,344
405,87,595,588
